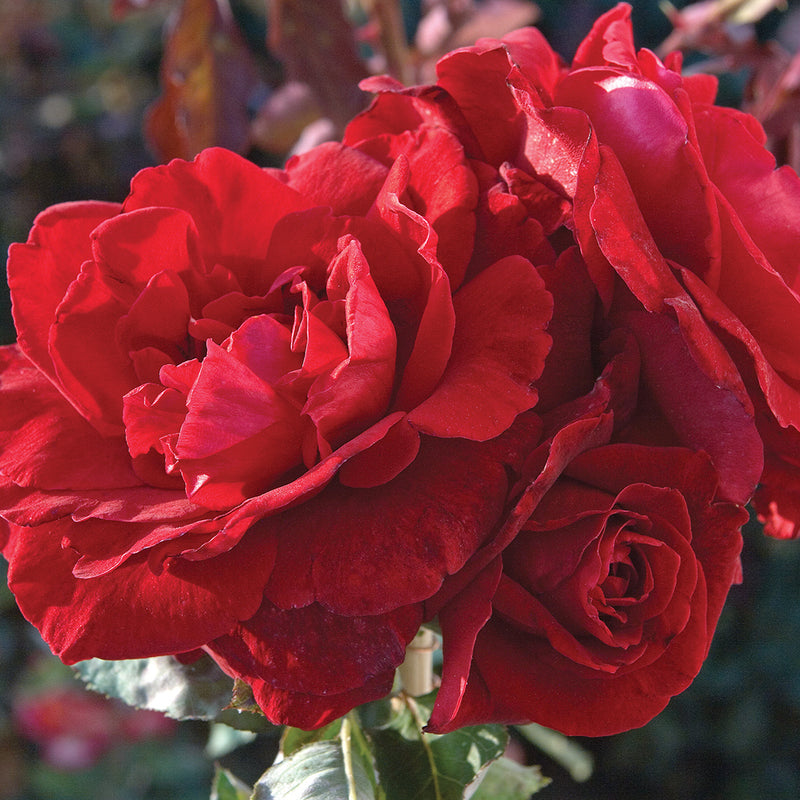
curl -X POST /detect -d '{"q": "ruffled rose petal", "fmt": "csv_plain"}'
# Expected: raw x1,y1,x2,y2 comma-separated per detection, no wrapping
337,415,421,488
0,346,138,490
694,105,800,291
7,201,121,383
303,238,397,453
623,310,762,505
557,66,716,275
123,148,313,295
208,600,421,697
175,336,308,510
4,521,274,663
435,44,526,166
49,260,140,433
426,558,502,732
263,433,514,617
355,125,478,290
571,3,636,71
281,141,389,216
408,255,552,440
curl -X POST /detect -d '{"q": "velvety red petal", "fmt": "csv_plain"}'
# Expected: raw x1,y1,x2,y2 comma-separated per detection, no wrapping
123,148,312,295
408,256,552,440
263,433,513,617
424,413,611,620
176,337,307,509
427,558,502,732
345,84,481,162
510,89,592,200
563,444,720,515
499,26,565,102
0,346,139,490
337,415,420,488
391,254,455,413
4,521,274,663
694,105,800,291
304,238,397,452
591,145,752,412
431,600,704,736
679,262,800,433
7,201,121,383
49,260,139,433
282,141,389,216
435,44,523,166
558,69,716,274
535,248,597,410
356,126,478,290
622,310,763,505
123,382,187,459
571,3,636,70
208,600,421,697
177,411,409,559
713,196,800,383
211,656,395,731
90,206,203,302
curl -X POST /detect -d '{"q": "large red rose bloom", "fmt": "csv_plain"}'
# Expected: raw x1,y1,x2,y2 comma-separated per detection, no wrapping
0,144,552,728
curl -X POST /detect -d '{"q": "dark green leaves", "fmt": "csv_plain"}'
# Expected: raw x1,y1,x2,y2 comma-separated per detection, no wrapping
247,692,516,800
74,658,548,799
365,693,508,800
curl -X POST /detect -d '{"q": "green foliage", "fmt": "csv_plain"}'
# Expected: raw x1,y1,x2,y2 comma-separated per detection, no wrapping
469,756,551,799
253,729,376,800
364,693,508,800
211,766,252,800
73,654,271,732
215,692,516,800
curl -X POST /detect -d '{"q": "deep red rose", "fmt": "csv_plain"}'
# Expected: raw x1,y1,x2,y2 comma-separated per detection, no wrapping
346,1,800,531
0,144,553,728
428,441,746,737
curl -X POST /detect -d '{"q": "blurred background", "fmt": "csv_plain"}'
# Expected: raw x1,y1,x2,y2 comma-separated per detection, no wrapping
1,1,800,797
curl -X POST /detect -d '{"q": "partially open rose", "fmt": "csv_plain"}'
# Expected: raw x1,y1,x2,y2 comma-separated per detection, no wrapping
346,1,800,531
429,442,747,736
0,144,553,727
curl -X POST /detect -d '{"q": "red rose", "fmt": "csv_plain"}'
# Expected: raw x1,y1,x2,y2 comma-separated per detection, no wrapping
428,441,746,736
346,1,800,530
0,144,553,728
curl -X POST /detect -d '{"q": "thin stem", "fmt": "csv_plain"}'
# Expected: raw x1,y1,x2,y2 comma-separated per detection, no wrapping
340,715,360,800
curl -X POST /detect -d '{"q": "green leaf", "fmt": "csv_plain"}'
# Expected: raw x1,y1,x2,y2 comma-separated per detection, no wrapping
73,654,268,731
364,693,508,800
515,723,593,783
206,723,258,759
469,757,550,799
253,730,377,800
211,765,252,800
281,719,344,757
74,655,232,719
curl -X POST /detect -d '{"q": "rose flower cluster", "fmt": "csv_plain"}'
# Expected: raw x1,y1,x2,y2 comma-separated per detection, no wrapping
1,4,798,737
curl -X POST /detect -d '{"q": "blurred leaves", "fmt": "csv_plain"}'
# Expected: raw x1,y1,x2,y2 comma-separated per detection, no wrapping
469,756,551,800
267,0,370,134
211,765,252,800
145,0,261,160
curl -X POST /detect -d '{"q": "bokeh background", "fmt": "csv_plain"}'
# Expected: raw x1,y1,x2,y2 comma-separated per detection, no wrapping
1,1,799,798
